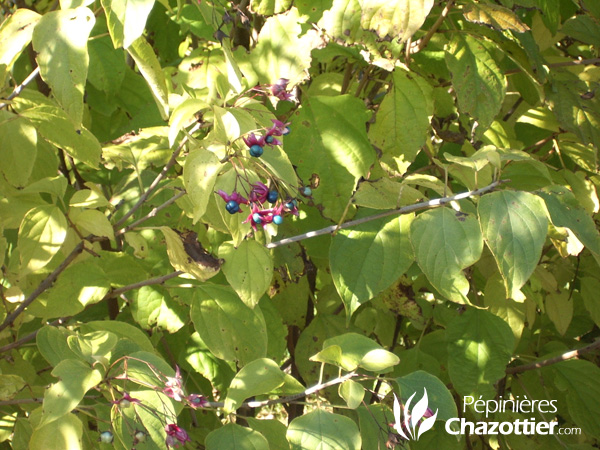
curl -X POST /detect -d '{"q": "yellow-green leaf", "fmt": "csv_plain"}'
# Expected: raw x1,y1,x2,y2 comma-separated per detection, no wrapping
32,7,95,126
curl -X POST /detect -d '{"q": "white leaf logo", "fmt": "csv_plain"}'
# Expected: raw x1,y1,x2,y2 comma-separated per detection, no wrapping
393,388,438,441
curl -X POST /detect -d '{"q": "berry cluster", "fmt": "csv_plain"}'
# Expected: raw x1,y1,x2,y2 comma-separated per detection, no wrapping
242,119,290,158
218,180,303,231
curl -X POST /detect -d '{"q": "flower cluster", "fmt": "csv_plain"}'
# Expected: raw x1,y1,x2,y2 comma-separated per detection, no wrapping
103,363,208,448
253,77,294,101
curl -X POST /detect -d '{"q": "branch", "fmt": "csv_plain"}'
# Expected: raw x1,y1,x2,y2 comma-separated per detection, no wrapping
506,339,600,375
0,66,40,109
267,180,505,249
106,271,183,299
202,372,358,409
0,242,85,334
416,0,455,53
504,57,600,75
115,190,187,236
114,123,201,228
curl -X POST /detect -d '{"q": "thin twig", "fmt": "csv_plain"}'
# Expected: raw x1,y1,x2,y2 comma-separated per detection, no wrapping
506,339,600,374
202,372,359,409
504,57,600,75
114,123,201,228
267,179,505,249
416,0,455,52
106,271,183,299
0,243,85,334
0,66,40,109
0,318,66,354
115,190,187,236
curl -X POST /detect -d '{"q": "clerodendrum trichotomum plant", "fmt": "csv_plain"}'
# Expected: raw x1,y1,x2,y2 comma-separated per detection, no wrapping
1,0,600,449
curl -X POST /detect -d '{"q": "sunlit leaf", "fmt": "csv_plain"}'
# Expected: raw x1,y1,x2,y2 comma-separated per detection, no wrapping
446,309,514,399
445,34,506,132
287,95,375,220
18,205,67,275
287,409,361,450
330,214,413,318
411,207,483,304
206,423,269,450
32,7,95,126
478,191,548,299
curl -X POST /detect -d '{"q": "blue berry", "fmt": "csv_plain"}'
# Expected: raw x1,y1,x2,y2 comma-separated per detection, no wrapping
252,213,262,224
249,144,264,157
285,199,298,210
99,431,114,444
301,187,312,196
283,126,291,135
265,135,274,144
225,200,240,214
267,191,278,203
273,215,283,225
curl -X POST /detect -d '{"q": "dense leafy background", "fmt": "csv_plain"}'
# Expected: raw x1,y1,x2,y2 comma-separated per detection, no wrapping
1,0,600,449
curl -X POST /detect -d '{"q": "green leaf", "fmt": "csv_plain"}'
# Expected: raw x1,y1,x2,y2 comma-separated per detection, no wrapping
32,7,95,126
0,114,37,187
0,8,41,85
184,332,235,392
206,423,269,450
445,34,506,132
34,259,110,319
39,359,103,427
213,106,257,145
37,327,80,367
311,332,399,372
581,277,600,327
219,240,273,309
191,284,268,365
21,105,101,168
87,36,127,94
446,308,514,399
100,0,155,49
183,146,222,223
478,191,548,300
369,69,433,175
395,370,457,421
224,358,286,413
547,82,600,150
246,418,291,450
66,330,118,366
410,207,483,304
251,0,292,15
70,209,115,240
159,227,221,281
69,189,110,209
287,409,361,450
169,98,208,147
463,3,529,32
0,375,25,401
126,37,169,120
358,0,434,43
483,273,525,341
245,7,313,84
551,360,600,438
287,95,375,220
561,15,600,47
102,126,170,171
131,285,187,333
537,186,600,267
18,205,67,275
330,214,413,318
86,320,155,353
339,379,365,409
545,291,572,336
29,413,83,450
